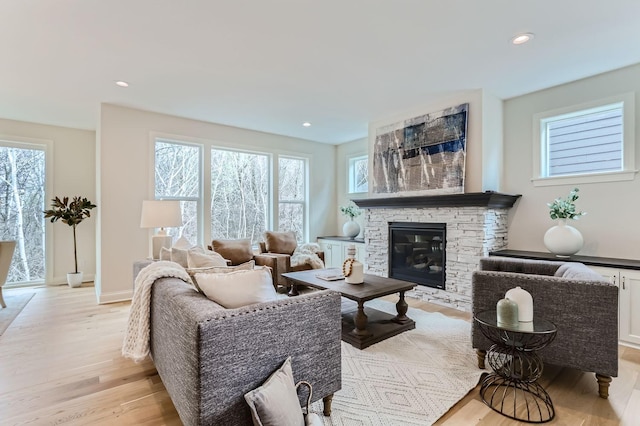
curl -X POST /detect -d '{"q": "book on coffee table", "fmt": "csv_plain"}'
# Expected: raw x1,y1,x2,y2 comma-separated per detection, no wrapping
316,269,345,281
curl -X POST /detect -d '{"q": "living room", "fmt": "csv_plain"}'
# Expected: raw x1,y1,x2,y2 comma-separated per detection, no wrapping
1,1,640,425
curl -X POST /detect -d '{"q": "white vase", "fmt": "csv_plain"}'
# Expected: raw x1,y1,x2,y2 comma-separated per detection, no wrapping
343,219,360,239
543,218,583,257
505,286,533,322
67,272,83,288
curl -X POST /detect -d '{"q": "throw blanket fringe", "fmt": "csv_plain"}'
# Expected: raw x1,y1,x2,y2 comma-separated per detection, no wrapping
291,243,324,269
122,261,193,362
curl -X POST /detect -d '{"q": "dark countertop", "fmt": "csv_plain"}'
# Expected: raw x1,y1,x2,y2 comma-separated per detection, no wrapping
318,236,365,244
490,249,640,270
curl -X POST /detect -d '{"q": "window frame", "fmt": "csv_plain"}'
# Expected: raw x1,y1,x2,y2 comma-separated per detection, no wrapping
347,154,369,194
152,133,309,246
154,138,204,245
277,155,308,242
532,92,637,187
0,136,53,286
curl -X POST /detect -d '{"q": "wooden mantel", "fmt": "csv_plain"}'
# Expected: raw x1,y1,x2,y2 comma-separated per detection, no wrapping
351,191,521,209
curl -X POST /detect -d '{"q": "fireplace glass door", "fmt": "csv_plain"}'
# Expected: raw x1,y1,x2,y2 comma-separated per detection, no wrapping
389,222,445,289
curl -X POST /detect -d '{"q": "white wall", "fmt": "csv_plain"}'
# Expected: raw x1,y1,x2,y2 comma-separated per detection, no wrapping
504,63,640,258
335,137,367,238
96,104,336,303
0,118,96,284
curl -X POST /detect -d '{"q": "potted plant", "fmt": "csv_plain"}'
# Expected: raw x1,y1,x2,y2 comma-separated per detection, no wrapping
339,204,362,239
44,196,97,287
544,188,586,257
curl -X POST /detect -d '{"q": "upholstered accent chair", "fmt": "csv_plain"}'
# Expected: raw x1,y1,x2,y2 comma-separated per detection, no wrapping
0,240,17,308
472,256,618,398
255,231,325,291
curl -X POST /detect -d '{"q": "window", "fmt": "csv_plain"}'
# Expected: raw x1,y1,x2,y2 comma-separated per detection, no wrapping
348,155,368,193
0,142,46,284
533,93,636,186
210,148,270,245
155,140,202,244
155,137,308,246
278,157,306,242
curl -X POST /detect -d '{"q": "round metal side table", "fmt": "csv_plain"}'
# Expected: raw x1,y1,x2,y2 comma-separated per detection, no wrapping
474,310,557,423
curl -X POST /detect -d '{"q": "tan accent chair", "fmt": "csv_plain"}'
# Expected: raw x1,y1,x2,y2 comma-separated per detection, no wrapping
254,231,325,292
0,240,17,308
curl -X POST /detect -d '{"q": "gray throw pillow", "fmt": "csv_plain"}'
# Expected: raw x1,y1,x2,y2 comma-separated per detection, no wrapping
244,357,304,426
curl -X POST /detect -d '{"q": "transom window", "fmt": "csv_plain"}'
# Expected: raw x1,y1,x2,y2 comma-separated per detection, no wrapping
532,93,636,186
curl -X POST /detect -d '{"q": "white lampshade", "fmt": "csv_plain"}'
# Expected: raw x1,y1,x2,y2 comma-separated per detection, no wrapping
140,200,183,260
140,200,182,229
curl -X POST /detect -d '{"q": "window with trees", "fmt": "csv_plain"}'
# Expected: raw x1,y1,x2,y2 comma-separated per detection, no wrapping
348,155,368,193
155,138,308,247
210,148,270,245
278,156,306,242
155,140,202,244
0,142,46,284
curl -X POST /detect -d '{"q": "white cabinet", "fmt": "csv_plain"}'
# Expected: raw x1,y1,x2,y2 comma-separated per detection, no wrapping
590,266,640,346
317,238,365,270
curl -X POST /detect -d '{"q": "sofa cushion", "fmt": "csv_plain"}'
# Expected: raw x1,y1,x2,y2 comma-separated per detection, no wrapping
244,356,304,426
212,239,254,265
265,231,297,255
554,262,604,281
187,249,228,268
187,260,255,290
195,266,277,308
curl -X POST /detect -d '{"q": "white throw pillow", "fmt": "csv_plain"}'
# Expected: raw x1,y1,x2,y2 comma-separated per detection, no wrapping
195,267,277,309
170,247,189,268
173,236,193,249
244,357,305,426
187,249,228,268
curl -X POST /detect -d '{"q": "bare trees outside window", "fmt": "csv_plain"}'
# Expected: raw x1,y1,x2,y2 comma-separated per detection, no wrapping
155,139,308,247
155,141,201,244
279,157,306,242
0,144,46,284
211,149,269,245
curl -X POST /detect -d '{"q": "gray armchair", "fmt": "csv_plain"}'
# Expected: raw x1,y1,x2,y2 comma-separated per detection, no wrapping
472,256,618,398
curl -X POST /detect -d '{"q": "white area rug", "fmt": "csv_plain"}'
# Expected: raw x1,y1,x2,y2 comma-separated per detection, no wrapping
310,299,483,425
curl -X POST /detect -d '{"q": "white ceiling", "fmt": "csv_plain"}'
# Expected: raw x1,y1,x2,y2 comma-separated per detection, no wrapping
2,1,640,144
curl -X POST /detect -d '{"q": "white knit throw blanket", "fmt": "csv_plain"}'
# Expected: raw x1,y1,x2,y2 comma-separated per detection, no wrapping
122,261,193,362
290,243,325,269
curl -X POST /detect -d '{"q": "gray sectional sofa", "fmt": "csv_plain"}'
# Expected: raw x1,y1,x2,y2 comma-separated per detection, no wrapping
149,276,342,425
471,256,618,398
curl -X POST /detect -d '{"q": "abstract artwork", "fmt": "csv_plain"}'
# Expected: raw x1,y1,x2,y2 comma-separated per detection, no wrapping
372,103,468,195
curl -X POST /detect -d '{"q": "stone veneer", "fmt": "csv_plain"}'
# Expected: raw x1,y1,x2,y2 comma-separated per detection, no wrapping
365,206,509,311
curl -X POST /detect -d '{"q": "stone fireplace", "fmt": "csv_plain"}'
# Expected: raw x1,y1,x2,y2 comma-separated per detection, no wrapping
354,192,520,312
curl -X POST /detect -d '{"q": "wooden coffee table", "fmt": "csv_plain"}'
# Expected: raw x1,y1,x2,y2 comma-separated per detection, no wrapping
282,270,416,349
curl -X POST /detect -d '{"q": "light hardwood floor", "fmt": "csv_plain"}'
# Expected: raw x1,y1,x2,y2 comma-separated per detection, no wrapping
1,285,638,425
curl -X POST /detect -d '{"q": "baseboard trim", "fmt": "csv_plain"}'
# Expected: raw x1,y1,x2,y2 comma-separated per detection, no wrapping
99,290,133,304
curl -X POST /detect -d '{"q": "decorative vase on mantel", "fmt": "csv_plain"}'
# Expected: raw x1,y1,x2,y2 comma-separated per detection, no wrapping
543,218,584,257
343,219,360,239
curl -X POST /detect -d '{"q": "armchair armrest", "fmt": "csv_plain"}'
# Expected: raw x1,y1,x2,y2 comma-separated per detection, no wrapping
253,253,291,288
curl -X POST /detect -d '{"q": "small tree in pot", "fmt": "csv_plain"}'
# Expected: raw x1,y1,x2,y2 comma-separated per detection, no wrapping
44,196,96,287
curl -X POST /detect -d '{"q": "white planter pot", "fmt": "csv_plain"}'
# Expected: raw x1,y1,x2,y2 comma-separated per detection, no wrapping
543,219,583,257
67,272,83,288
342,219,360,239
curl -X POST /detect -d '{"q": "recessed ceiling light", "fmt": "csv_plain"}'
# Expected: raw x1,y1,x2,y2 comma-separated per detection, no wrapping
302,122,311,127
115,80,129,87
511,33,534,45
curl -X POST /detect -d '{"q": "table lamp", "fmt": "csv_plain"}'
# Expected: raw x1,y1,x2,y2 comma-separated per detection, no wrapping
140,200,182,259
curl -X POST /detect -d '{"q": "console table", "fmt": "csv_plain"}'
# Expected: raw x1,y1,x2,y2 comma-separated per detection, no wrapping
475,310,557,423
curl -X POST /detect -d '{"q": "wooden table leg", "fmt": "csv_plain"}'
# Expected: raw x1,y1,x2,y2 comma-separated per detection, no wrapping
322,394,333,416
352,301,371,337
393,291,411,324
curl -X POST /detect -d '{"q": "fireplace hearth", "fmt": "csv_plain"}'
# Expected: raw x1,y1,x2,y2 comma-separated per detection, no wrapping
389,222,446,289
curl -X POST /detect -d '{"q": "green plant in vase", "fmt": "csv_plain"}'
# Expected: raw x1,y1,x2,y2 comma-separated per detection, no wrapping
544,188,586,257
44,196,96,287
340,204,362,239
